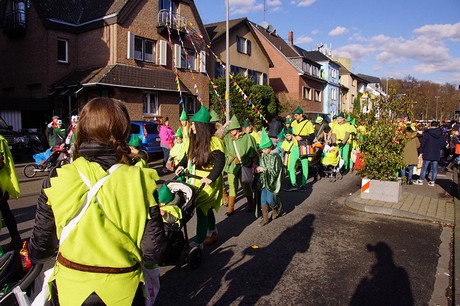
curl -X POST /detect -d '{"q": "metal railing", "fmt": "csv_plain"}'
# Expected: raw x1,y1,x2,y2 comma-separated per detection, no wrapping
157,9,187,31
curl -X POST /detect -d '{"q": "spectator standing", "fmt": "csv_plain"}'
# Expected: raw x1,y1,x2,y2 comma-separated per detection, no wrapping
401,123,420,185
414,121,446,186
28,98,168,305
0,135,22,251
45,115,59,147
159,117,175,173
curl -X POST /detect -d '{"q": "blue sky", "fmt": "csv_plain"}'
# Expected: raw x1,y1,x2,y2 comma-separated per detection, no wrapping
194,0,460,86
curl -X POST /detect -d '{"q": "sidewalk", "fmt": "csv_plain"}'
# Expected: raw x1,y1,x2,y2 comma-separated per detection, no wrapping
345,173,458,304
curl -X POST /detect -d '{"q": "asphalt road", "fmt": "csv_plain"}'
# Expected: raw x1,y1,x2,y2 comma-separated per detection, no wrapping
1,159,445,305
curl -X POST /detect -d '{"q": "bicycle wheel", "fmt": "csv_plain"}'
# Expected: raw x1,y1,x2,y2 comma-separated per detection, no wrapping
23,164,37,178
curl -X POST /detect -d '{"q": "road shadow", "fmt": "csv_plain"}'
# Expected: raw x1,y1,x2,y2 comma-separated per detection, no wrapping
349,241,414,306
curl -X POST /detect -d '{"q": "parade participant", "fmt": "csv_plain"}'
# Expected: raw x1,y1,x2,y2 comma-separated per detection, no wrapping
28,97,168,305
280,128,301,191
179,109,190,145
168,128,186,170
256,128,283,226
243,119,261,144
223,114,258,216
277,116,292,141
51,119,66,148
290,106,314,191
65,115,79,161
159,117,175,173
314,115,328,140
332,112,352,173
0,135,22,251
128,134,150,168
175,105,225,247
46,115,60,148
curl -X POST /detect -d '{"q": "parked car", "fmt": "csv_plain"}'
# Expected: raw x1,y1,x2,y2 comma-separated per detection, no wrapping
130,121,162,155
0,115,45,156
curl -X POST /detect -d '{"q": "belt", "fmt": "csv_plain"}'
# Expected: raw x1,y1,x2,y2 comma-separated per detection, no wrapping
57,253,139,274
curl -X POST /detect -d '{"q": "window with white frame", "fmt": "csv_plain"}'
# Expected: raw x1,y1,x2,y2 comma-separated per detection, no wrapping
303,86,312,100
134,36,155,62
180,48,196,70
57,38,68,63
315,90,321,101
248,69,264,85
236,36,251,55
143,93,159,115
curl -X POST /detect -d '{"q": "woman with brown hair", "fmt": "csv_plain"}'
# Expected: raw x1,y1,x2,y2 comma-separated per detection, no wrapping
175,105,225,249
29,97,168,305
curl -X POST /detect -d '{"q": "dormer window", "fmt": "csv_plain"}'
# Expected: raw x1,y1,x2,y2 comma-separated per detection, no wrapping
57,38,68,63
237,36,251,55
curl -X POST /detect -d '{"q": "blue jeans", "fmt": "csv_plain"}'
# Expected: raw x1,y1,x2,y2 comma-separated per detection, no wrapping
260,188,274,207
401,165,415,181
161,146,170,168
419,160,438,182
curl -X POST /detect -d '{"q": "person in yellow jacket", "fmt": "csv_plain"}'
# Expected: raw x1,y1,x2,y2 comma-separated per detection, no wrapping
289,106,315,191
331,112,352,173
0,135,22,251
29,97,168,305
175,105,225,248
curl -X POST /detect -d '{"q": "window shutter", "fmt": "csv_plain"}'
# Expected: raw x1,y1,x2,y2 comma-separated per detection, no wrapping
174,44,181,68
199,50,206,73
127,31,135,59
159,40,167,66
247,40,251,55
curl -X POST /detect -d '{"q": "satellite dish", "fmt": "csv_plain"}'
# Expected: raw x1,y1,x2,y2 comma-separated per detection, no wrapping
261,21,269,29
267,24,275,34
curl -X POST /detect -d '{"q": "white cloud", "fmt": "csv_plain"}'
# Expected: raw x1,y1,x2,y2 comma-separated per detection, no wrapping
334,44,375,61
266,0,282,6
329,26,348,36
294,35,314,45
290,0,316,7
229,0,263,14
414,22,460,40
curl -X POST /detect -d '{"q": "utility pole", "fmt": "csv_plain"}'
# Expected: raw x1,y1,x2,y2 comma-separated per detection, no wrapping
435,96,440,121
225,0,230,122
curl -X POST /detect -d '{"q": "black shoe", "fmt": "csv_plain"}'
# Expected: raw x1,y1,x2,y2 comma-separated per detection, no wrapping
283,184,297,192
408,180,413,185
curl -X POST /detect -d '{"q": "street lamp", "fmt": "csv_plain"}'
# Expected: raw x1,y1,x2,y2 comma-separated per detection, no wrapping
435,96,440,121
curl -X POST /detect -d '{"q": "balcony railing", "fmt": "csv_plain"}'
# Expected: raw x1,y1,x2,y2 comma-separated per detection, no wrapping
3,8,26,38
157,9,187,32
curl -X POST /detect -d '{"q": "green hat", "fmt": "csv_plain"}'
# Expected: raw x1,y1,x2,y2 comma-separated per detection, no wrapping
128,135,141,147
191,105,210,123
351,118,356,126
315,116,323,124
346,115,351,122
292,106,304,114
259,128,272,149
174,128,183,137
228,114,241,130
158,184,174,204
285,127,293,135
243,119,250,128
333,114,338,119
180,110,188,121
285,118,291,124
209,109,220,123
337,112,345,118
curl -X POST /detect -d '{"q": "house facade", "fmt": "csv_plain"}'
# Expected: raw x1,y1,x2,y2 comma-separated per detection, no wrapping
336,60,369,113
205,18,272,86
0,0,211,131
250,25,326,116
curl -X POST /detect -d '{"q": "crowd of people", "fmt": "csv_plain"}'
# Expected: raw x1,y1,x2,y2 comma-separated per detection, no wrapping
2,96,460,305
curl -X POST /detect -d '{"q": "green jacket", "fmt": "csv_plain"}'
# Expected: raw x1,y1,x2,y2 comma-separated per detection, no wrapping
258,150,283,195
224,133,258,174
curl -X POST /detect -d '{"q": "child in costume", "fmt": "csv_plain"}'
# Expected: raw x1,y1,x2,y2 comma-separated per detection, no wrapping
256,128,283,226
168,128,186,170
128,134,149,168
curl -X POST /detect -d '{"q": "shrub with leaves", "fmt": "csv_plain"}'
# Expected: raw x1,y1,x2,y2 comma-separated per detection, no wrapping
355,89,415,181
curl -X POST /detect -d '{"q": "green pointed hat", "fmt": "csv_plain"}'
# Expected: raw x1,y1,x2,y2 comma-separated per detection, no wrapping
191,105,210,123
128,135,141,147
243,119,250,128
180,110,188,121
285,118,291,124
259,128,272,149
351,118,356,126
158,184,174,204
315,115,323,124
174,128,183,137
209,109,220,123
346,115,351,122
337,112,345,118
285,127,293,135
292,106,304,114
228,114,241,130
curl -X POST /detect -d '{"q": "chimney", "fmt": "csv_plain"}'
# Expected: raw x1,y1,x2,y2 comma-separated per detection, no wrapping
288,31,293,46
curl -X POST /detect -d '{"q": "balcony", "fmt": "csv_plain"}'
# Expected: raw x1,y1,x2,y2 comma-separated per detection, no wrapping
2,8,26,38
157,10,187,33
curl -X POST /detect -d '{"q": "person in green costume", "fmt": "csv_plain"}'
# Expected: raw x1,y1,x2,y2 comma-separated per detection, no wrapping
223,114,258,216
289,106,315,191
179,109,190,145
255,128,283,226
175,105,225,248
168,128,186,170
332,112,352,173
29,97,168,305
128,134,150,168
0,135,22,251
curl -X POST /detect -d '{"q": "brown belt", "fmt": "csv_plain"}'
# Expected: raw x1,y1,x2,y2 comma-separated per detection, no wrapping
57,253,139,274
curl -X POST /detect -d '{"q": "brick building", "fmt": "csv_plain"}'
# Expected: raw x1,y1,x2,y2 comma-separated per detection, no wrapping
0,0,211,131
